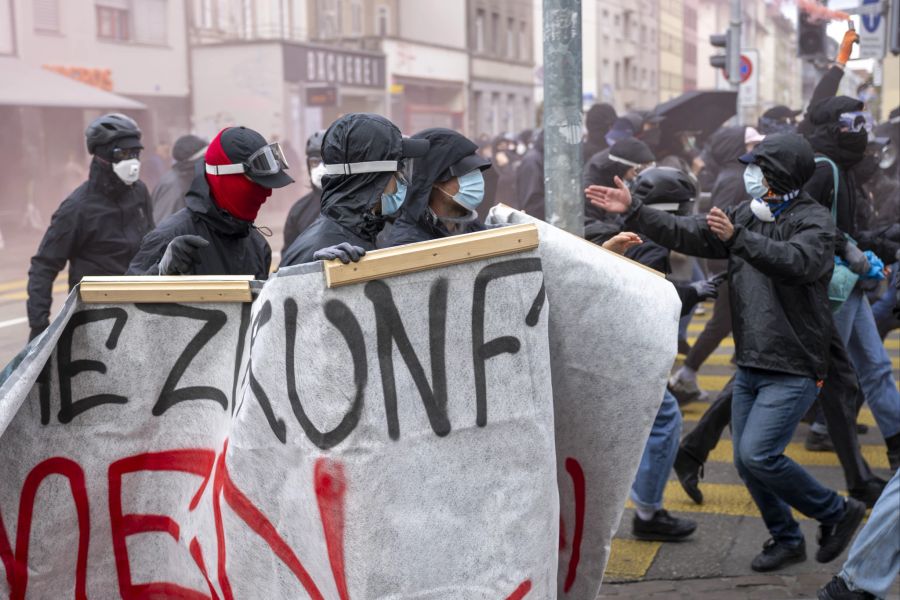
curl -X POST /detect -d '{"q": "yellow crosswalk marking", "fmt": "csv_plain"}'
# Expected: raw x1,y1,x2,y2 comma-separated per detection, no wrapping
0,284,67,301
696,353,900,369
605,538,662,581
706,439,890,470
0,279,29,292
627,482,800,520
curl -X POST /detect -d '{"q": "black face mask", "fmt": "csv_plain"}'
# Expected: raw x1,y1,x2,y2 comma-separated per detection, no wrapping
835,130,868,168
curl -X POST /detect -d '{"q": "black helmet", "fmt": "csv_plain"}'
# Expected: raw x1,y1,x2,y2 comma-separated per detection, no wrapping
85,113,142,156
306,129,326,158
632,166,696,212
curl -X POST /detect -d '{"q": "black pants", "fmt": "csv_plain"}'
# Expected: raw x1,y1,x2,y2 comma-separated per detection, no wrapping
684,282,732,371
680,327,877,492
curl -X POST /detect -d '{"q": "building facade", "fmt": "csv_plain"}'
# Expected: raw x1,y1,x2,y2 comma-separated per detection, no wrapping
658,0,684,102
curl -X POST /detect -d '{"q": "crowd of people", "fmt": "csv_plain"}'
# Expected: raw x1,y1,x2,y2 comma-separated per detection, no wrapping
21,28,898,600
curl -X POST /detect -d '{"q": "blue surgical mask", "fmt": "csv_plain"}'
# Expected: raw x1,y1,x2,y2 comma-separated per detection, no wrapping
381,179,407,216
448,169,485,210
743,164,768,199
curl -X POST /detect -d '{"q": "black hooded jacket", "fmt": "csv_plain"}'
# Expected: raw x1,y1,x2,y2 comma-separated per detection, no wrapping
127,172,271,278
385,129,486,247
708,126,750,212
583,138,655,239
513,132,545,220
624,134,836,379
281,114,400,267
27,159,153,330
803,97,868,254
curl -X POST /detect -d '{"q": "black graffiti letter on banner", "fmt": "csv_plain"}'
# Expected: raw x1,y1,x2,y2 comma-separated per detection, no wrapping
364,278,451,440
136,303,227,416
284,298,367,449
472,258,545,427
57,308,129,423
241,300,287,443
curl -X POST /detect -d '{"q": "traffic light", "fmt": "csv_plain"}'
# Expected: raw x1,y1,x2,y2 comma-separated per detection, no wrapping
709,31,733,79
798,10,828,57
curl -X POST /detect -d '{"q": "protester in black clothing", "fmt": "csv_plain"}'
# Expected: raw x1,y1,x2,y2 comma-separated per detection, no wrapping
589,133,866,572
758,105,802,135
283,130,326,252
280,113,429,267
512,129,545,220
151,134,208,224
583,137,656,244
491,132,520,207
27,113,153,341
583,102,617,165
128,126,293,278
385,128,491,247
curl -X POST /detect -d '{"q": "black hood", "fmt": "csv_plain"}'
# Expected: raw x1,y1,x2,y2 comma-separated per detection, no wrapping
806,96,868,168
708,126,747,166
185,172,253,238
742,133,816,195
319,113,406,242
404,128,485,222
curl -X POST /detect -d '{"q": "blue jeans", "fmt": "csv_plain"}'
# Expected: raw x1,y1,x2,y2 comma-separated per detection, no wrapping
839,468,900,599
833,287,900,439
631,389,682,513
732,367,845,546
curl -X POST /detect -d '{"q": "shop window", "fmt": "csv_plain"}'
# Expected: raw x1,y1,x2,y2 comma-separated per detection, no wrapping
376,5,389,36
475,9,485,53
519,21,528,60
34,0,60,33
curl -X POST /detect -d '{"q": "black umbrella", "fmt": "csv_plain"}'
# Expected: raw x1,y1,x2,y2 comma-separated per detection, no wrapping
651,90,739,140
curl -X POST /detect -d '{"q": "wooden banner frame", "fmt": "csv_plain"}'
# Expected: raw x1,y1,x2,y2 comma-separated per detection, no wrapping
324,223,540,288
80,276,254,303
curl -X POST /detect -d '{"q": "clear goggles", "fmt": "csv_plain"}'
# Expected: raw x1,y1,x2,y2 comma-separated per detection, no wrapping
322,158,412,184
205,142,289,177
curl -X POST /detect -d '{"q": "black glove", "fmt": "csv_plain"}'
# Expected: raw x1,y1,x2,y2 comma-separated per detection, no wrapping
689,277,720,302
842,243,870,276
28,324,47,342
158,235,209,275
313,242,366,264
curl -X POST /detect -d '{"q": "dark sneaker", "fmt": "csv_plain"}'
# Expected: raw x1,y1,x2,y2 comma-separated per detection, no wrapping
817,575,876,599
849,477,887,509
805,429,835,452
816,498,866,563
632,509,697,542
750,538,806,572
673,449,704,505
668,374,708,406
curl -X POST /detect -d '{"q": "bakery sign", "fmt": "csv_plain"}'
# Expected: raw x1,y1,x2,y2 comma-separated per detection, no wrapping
284,43,385,89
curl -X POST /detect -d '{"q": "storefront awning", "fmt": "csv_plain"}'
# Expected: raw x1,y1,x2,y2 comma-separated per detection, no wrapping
0,58,146,110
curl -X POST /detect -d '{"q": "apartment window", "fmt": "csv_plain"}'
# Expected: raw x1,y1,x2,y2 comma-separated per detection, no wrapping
350,0,362,35
614,61,620,88
506,93,516,131
376,6,389,36
96,1,130,41
475,9,485,53
34,0,60,33
519,21,528,60
507,17,516,59
491,12,500,55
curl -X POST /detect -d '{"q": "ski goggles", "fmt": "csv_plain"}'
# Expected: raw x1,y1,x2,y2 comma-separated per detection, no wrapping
205,142,290,177
111,147,141,162
609,154,656,173
322,158,413,185
839,112,867,133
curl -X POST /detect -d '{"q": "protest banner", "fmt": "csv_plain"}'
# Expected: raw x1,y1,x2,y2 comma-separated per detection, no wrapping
0,217,679,599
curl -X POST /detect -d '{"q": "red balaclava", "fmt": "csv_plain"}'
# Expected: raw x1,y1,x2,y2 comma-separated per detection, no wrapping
204,128,272,222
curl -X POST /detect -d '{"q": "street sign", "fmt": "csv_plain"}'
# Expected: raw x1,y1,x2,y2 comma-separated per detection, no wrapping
738,50,759,108
738,55,753,83
859,0,887,59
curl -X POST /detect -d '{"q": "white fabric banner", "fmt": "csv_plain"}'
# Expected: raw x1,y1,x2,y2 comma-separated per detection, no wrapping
0,216,679,599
